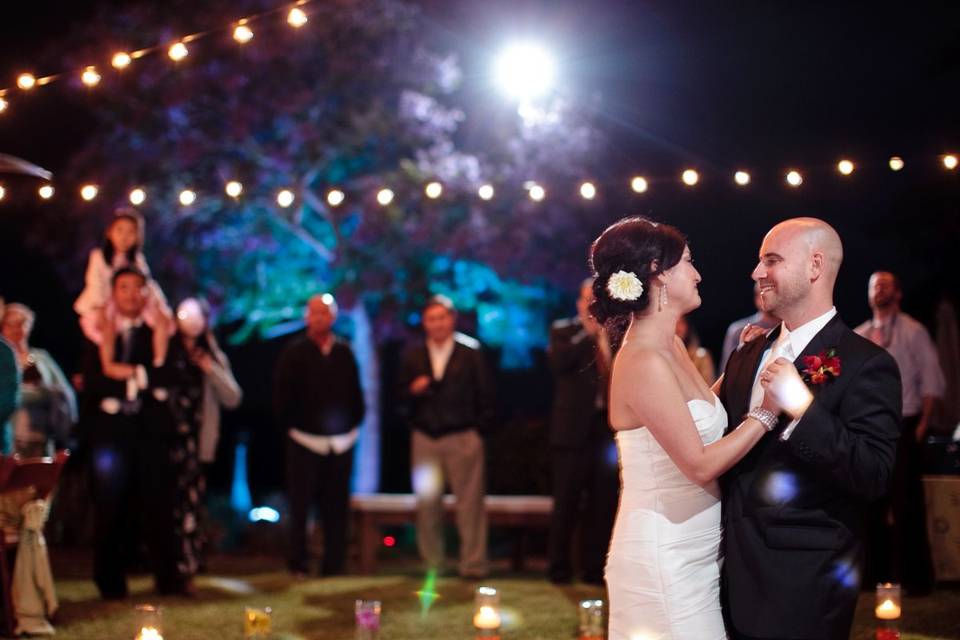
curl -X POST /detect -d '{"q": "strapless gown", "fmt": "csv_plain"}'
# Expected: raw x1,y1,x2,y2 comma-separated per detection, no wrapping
605,395,728,640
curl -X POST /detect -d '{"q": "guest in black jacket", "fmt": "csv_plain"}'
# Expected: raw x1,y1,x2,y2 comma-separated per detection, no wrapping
398,295,495,578
274,293,364,576
547,278,618,585
83,267,189,598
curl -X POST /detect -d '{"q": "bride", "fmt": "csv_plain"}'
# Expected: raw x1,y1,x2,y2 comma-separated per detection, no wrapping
591,217,778,640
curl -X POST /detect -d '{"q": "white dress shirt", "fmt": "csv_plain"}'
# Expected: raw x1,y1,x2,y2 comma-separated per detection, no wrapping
427,336,455,380
750,307,837,440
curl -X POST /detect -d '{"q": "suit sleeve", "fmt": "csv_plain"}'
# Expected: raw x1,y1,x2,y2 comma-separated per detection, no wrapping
784,349,902,501
474,349,497,432
547,325,593,374
347,348,365,428
80,339,127,400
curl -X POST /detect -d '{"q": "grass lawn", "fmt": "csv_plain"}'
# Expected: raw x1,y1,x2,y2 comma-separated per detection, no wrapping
46,553,960,639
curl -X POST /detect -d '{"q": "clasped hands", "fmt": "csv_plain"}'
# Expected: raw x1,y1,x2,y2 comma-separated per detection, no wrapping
759,357,814,419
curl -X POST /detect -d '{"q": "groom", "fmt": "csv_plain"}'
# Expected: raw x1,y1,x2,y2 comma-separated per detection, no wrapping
719,218,902,640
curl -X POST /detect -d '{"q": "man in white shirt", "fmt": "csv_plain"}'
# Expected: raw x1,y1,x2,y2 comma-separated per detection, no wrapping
719,218,902,640
398,295,495,578
855,271,945,594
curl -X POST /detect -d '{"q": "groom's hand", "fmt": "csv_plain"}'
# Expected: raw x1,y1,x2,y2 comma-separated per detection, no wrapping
760,357,814,419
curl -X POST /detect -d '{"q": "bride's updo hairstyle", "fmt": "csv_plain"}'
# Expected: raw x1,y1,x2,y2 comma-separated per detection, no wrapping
589,216,686,348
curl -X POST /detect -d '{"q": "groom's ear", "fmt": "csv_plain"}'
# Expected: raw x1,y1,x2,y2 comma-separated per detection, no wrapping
809,251,824,281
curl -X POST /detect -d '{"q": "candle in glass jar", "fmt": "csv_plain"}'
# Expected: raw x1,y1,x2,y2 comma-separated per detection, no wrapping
875,599,901,620
473,605,502,630
136,627,163,640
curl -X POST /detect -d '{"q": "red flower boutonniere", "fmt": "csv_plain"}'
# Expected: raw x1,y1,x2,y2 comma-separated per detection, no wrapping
800,349,841,386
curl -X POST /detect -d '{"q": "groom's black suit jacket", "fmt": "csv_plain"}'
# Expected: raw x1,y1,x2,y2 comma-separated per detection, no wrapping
718,315,901,640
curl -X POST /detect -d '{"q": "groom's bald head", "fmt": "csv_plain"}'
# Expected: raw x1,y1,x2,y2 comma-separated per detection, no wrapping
753,217,842,328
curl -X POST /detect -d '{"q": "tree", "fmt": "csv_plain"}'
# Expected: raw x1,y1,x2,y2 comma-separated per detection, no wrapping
60,0,604,490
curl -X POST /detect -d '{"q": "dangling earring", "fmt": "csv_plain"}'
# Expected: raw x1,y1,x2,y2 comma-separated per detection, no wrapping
659,283,668,311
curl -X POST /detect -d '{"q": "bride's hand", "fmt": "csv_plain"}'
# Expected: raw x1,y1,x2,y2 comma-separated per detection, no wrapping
739,323,768,346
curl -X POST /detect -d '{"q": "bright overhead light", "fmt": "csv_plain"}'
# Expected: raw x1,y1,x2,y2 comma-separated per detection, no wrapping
424,181,443,199
326,189,345,206
376,188,394,206
943,154,958,170
225,181,243,198
17,73,36,90
579,181,596,200
494,42,556,101
168,41,189,62
80,184,98,201
0,185,6,201
38,184,54,199
0,97,8,114
112,52,132,69
837,159,854,176
786,170,803,187
478,184,495,201
681,169,699,187
630,176,648,193
734,171,751,186
528,183,546,201
233,24,254,44
81,66,101,87
288,7,308,28
179,189,197,206
888,156,904,171
129,188,146,205
277,189,295,208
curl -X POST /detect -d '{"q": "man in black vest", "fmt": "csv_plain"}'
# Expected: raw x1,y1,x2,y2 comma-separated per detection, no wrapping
84,266,187,598
274,293,365,576
546,278,618,585
398,295,495,578
719,218,902,639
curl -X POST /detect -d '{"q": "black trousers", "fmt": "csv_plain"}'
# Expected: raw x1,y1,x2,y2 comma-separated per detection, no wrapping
865,415,934,593
548,416,619,583
89,414,183,598
286,437,354,575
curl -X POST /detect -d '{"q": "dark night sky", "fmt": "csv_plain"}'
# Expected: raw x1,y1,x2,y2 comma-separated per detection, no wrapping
1,0,959,365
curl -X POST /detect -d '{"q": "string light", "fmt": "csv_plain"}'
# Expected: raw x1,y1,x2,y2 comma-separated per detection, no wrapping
129,188,146,205
225,181,243,198
111,52,132,70
529,183,545,201
0,185,5,201
326,189,345,206
233,23,254,44
786,170,803,187
478,184,495,200
17,73,36,90
179,189,197,206
424,181,443,199
579,181,596,200
837,159,854,175
734,170,751,186
376,188,394,205
80,184,99,201
630,176,648,193
681,169,699,186
38,184,54,199
943,154,958,170
889,156,904,171
277,189,295,207
81,66,101,87
168,42,189,61
0,97,7,113
288,7,308,28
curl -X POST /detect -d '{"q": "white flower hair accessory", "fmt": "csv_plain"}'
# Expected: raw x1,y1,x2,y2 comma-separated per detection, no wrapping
606,270,645,301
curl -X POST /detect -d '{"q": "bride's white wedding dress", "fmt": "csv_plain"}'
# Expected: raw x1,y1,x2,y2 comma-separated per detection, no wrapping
606,395,728,640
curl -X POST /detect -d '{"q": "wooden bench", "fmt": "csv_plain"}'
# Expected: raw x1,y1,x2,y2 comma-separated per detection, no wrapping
350,493,553,574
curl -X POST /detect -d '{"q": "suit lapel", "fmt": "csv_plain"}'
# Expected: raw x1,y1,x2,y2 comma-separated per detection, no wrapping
725,326,780,433
790,314,847,393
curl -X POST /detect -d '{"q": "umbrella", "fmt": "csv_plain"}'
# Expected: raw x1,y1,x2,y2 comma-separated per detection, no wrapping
0,154,52,180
